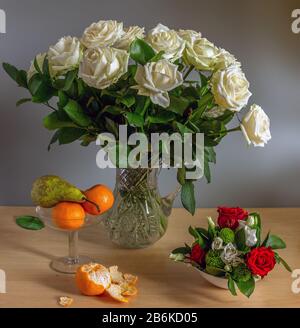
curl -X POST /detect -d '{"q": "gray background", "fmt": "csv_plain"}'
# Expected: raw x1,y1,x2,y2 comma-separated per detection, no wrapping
0,0,299,207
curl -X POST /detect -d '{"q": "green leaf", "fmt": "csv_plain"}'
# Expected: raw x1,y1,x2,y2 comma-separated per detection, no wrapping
264,234,286,250
188,226,200,239
129,38,156,65
3,63,28,88
228,276,237,296
28,75,55,103
126,112,144,127
278,256,292,272
205,266,226,276
16,70,28,88
261,231,270,246
135,96,151,115
204,159,211,183
166,95,189,116
150,50,165,62
147,111,176,124
16,216,45,230
195,228,210,240
235,228,248,251
58,127,86,145
3,63,19,82
103,105,124,115
42,57,50,77
47,130,59,151
181,181,196,215
33,56,43,75
171,247,190,255
105,117,119,137
176,122,192,135
118,95,135,108
16,98,31,107
63,99,92,127
177,167,186,185
57,90,69,109
63,70,77,91
236,277,255,298
43,112,77,130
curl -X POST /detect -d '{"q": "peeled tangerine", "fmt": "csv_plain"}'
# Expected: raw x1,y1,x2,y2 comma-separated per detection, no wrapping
75,263,138,303
76,263,111,296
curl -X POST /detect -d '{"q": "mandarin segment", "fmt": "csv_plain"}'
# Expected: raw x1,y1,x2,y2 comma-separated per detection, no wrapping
109,266,124,284
106,283,129,303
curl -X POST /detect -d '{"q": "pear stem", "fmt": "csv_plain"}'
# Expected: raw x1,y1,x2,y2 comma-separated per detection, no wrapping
84,198,100,212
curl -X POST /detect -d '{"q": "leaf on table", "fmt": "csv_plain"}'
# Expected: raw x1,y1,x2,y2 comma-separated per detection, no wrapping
16,216,45,230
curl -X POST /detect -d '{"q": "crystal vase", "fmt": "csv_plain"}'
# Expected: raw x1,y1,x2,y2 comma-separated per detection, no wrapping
104,168,179,249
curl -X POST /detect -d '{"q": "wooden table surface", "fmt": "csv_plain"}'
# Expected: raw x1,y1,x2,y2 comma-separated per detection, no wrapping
0,207,299,308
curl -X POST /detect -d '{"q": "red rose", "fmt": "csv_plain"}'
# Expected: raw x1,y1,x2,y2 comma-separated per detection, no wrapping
217,206,248,229
246,247,276,277
190,244,206,265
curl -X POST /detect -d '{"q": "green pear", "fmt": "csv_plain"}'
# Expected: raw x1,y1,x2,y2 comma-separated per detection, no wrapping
31,175,86,208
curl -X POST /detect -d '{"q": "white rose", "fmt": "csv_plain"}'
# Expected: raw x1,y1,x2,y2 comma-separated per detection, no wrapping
177,29,202,45
240,104,271,147
212,237,224,250
146,24,185,62
211,65,252,111
215,48,241,70
114,26,145,50
79,47,129,90
220,243,239,264
132,59,183,108
48,36,82,77
27,53,46,82
183,37,219,70
81,20,123,48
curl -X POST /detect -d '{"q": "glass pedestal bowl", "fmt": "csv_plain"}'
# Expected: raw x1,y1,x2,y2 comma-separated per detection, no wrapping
36,206,105,274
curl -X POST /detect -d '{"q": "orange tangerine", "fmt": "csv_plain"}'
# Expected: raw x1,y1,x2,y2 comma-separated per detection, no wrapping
52,202,85,230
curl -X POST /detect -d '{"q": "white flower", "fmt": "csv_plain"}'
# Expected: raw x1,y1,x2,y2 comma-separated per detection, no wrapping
183,37,219,70
48,36,82,77
238,220,258,247
215,49,241,70
212,237,223,250
132,59,183,108
146,24,185,62
27,53,46,82
207,216,216,229
81,20,123,48
211,65,252,111
244,226,257,247
240,104,271,147
221,243,239,264
177,29,202,45
79,47,129,90
114,26,145,50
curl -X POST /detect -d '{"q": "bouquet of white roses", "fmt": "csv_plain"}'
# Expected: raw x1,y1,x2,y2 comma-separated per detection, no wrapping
3,20,271,214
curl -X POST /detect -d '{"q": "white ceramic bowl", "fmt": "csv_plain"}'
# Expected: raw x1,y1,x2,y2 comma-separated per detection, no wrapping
197,269,260,289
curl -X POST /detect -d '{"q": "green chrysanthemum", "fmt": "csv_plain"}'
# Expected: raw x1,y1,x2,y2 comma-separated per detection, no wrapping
205,250,224,269
219,228,235,244
232,263,252,282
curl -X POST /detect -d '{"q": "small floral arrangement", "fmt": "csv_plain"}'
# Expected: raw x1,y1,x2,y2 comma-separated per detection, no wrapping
170,207,291,297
